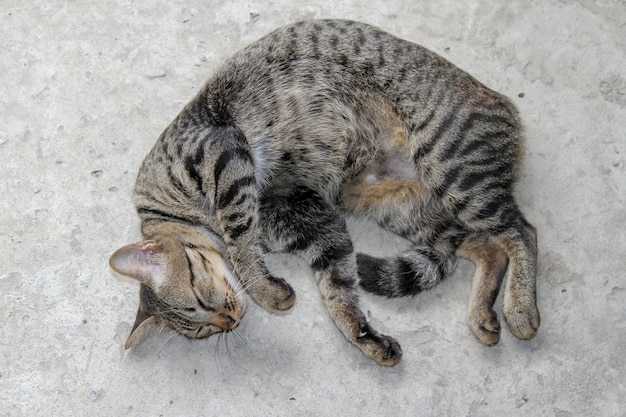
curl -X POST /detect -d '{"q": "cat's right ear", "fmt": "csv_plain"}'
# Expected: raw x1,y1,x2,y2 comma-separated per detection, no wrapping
125,302,160,350
109,241,165,287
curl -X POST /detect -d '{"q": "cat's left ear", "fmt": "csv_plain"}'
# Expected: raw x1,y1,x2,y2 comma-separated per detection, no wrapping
109,241,165,287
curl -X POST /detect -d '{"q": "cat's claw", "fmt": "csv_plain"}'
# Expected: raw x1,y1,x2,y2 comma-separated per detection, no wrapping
355,322,402,366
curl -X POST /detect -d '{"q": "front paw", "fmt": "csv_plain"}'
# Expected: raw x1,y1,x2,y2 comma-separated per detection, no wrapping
503,298,540,340
249,275,296,314
355,322,402,366
467,307,501,346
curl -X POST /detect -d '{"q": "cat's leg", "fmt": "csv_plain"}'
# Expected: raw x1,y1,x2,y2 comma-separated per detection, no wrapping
457,192,539,341
205,126,295,314
261,186,402,366
456,236,508,346
492,215,540,340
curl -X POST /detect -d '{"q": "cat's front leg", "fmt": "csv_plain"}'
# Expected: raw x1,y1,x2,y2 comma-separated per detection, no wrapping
260,186,401,365
316,264,402,366
227,237,296,314
206,127,295,314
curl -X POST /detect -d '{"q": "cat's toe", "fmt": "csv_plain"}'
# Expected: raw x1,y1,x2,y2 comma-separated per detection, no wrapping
251,275,296,314
355,323,402,366
376,334,403,366
270,276,296,312
467,308,501,346
503,301,540,340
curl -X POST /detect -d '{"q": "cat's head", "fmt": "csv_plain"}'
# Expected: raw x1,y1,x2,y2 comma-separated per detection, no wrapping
109,222,245,349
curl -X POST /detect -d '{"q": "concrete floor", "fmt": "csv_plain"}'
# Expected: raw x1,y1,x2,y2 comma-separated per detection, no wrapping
1,1,624,416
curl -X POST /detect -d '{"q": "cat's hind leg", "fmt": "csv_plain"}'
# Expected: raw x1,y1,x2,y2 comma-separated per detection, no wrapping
260,186,402,366
458,198,539,342
456,236,508,346
493,216,540,340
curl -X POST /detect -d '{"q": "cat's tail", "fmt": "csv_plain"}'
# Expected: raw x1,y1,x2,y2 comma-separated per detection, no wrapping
357,247,455,297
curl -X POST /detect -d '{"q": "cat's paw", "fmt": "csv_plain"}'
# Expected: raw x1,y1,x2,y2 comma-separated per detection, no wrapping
355,322,402,366
467,307,501,346
503,298,540,340
249,275,296,314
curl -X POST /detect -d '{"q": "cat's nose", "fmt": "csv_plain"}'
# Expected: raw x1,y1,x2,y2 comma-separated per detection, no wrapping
218,313,239,330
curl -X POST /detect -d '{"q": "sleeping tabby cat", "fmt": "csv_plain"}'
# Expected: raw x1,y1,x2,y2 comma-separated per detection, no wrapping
109,19,539,366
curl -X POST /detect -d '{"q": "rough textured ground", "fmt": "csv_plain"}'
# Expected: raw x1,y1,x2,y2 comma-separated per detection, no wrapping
1,1,624,416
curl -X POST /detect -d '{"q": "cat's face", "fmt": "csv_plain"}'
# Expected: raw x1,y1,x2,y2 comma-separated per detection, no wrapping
109,222,245,348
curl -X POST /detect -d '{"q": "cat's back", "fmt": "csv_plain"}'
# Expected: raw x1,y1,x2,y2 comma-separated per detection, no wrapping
208,19,459,113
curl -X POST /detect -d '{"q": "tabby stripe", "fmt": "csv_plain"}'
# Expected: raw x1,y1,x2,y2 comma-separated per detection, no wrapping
475,194,507,221
436,165,462,197
311,248,334,271
216,176,255,209
460,129,509,155
225,217,253,241
137,207,190,224
184,135,211,192
213,147,254,187
414,101,462,162
409,106,436,134
166,166,193,199
311,239,353,272
457,170,490,192
233,192,254,207
226,212,246,222
446,129,509,163
185,157,203,192
467,113,515,130
466,151,501,167
396,258,424,295
417,248,447,283
286,235,311,252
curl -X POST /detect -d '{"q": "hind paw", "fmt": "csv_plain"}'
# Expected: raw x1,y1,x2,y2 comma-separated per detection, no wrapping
467,308,501,346
504,300,540,340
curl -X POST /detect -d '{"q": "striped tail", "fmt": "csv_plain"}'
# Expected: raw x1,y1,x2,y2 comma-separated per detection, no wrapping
357,247,455,297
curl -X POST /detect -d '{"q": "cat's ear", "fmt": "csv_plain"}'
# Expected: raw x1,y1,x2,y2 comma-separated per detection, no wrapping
109,241,165,287
125,303,160,350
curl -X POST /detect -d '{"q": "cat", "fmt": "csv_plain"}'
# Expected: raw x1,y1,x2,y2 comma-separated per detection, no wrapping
109,19,540,366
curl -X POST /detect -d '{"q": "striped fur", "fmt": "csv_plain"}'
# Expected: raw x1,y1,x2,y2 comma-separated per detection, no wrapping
110,20,539,364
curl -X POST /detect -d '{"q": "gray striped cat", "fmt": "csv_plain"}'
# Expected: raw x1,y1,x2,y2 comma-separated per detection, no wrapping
109,19,539,366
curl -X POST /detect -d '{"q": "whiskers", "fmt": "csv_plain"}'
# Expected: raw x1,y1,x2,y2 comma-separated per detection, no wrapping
213,327,248,377
156,330,178,359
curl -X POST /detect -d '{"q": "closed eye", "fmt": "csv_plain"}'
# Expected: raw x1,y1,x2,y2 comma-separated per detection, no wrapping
193,287,215,312
184,248,216,312
196,296,214,311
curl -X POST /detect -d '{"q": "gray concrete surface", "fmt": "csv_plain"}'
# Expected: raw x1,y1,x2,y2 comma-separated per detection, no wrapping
1,1,624,416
